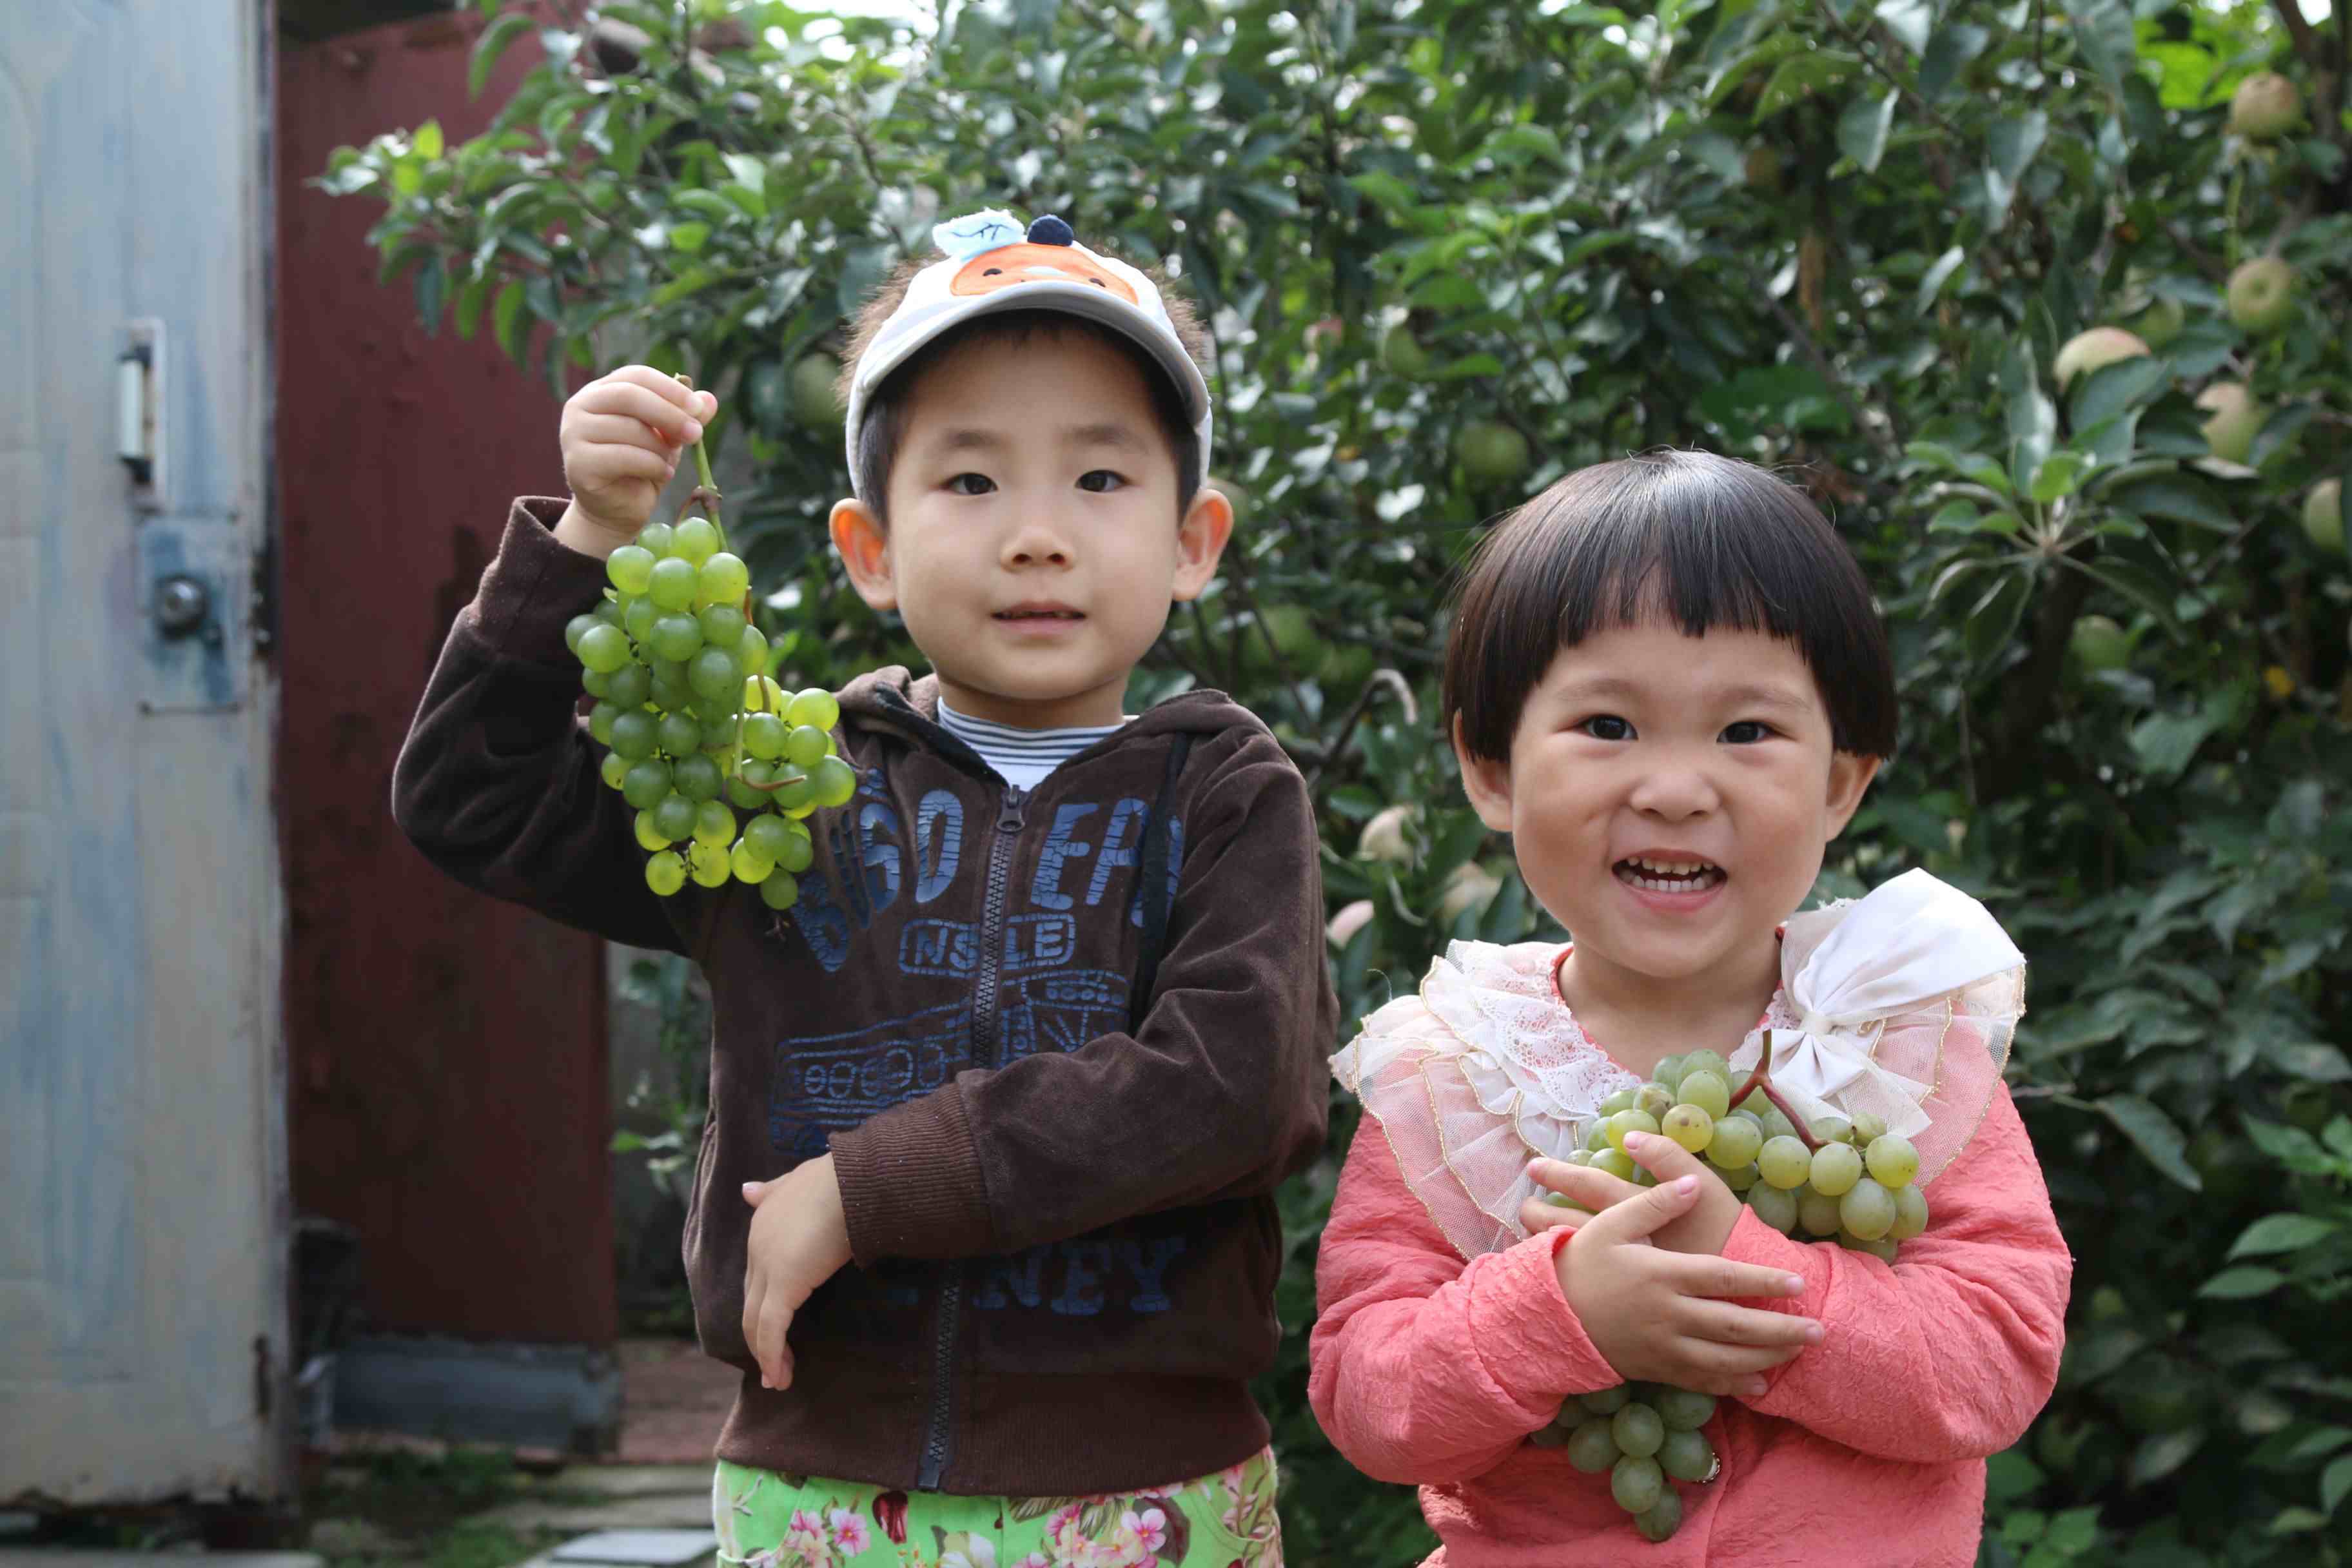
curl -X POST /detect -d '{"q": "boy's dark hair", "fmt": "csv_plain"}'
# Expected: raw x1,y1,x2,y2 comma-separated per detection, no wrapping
1443,449,1897,763
838,259,1211,523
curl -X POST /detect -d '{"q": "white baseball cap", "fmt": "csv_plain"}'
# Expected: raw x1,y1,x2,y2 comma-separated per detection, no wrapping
842,210,1213,499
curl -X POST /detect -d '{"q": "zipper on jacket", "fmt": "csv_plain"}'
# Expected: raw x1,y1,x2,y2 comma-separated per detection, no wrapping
916,783,1027,1492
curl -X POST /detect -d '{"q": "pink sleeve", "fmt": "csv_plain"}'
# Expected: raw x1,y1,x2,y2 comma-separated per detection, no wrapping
1308,1114,1622,1485
1720,1084,2073,1462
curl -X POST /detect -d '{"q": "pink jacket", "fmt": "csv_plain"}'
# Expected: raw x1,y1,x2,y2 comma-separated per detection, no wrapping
1308,1085,2072,1566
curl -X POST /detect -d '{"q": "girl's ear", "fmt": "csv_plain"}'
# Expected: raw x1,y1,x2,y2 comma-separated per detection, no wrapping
1824,750,1881,838
830,498,897,611
1455,714,1516,833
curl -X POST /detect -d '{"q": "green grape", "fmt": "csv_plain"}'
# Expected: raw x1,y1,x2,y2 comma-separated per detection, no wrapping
1889,1182,1929,1240
649,612,705,663
1839,1177,1897,1241
687,839,732,888
588,701,622,745
645,850,687,896
1543,1194,1592,1217
648,556,700,611
1580,1384,1631,1416
771,770,818,814
577,622,632,673
1866,1134,1920,1188
1797,1186,1844,1237
1654,1387,1716,1431
730,839,774,884
1661,1104,1713,1153
758,868,800,910
607,663,652,709
725,770,767,811
738,623,770,677
600,752,630,790
1658,1427,1716,1482
1850,1112,1890,1145
1607,1109,1660,1151
1582,1147,1632,1182
1810,1115,1854,1146
1707,1115,1763,1169
651,668,694,710
692,800,736,849
1634,1488,1683,1545
656,712,702,758
673,754,723,803
1756,1106,1797,1141
1727,1106,1765,1128
1611,1402,1664,1459
750,675,787,712
1526,1421,1572,1451
672,515,720,567
701,715,739,749
1560,1148,1594,1168
1610,1455,1665,1514
740,814,792,861
774,823,814,874
1857,1236,1901,1264
690,647,743,702
810,754,858,808
1634,1083,1676,1121
1652,1055,1687,1092
634,808,675,852
1678,1070,1730,1120
1565,1419,1620,1475
634,520,675,556
582,667,614,698
594,596,624,625
622,760,674,812
1681,1049,1729,1083
623,596,659,642
651,792,698,843
564,612,600,654
1584,1120,1614,1153
1632,1166,1659,1188
1756,1135,1811,1189
785,723,832,769
785,688,839,731
1598,1089,1637,1118
1720,1161,1760,1193
1810,1142,1864,1197
743,714,787,760
607,545,657,595
698,604,747,645
1746,1182,1799,1233
611,710,658,761
699,551,750,606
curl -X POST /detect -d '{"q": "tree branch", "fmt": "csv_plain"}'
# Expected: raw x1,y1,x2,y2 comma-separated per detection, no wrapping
2271,0,2320,69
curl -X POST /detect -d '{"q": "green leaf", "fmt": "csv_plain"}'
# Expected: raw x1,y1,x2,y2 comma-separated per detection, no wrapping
1988,110,2048,185
2061,0,2137,86
2093,1093,2202,1189
666,222,711,253
453,272,493,340
2071,357,2168,433
1875,0,1934,54
2107,475,2237,531
1838,92,1897,173
414,119,444,161
2325,1455,2352,1514
2229,1214,2338,1259
2031,451,2088,503
1754,53,1860,119
1920,23,1992,99
2045,1509,2100,1555
2244,1119,2329,1171
2130,1429,2204,1486
414,256,446,335
2200,1265,2289,1299
491,279,527,360
2129,710,2218,781
470,11,538,98
1914,246,1966,314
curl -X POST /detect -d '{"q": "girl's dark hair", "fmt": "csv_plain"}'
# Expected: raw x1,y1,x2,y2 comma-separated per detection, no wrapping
1443,449,1897,763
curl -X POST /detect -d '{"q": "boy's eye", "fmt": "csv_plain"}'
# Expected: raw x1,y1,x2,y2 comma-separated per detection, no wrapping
1578,715,1634,741
1077,469,1128,493
1722,720,1773,744
946,473,997,496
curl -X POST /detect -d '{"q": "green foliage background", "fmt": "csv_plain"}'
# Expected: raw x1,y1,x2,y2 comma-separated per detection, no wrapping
330,0,2352,1559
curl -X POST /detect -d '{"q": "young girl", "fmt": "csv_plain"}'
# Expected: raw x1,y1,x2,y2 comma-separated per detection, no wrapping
1308,450,2072,1566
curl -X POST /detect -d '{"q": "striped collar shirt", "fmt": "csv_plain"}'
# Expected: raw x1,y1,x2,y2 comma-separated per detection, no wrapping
936,698,1130,791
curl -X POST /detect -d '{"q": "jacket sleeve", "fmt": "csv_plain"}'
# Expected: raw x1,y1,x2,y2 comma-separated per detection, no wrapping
1719,1083,2072,1462
827,732,1334,1262
1306,1115,1623,1485
390,498,689,956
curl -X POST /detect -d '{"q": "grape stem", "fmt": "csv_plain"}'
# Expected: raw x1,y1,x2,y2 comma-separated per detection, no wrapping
1727,1030,1827,1152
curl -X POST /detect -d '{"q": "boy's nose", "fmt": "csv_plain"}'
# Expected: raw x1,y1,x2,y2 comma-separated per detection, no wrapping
1001,516,1074,567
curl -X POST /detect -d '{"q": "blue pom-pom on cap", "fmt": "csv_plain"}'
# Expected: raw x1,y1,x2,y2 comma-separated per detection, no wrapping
1026,214,1075,246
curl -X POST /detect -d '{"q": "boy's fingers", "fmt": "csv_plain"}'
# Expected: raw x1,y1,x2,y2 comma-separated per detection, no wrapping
578,381,703,444
740,1274,769,1383
574,441,674,485
756,1297,796,1391
572,413,691,462
604,364,700,410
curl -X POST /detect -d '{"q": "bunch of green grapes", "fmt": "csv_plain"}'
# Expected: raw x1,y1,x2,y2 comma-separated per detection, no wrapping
1529,1382,1720,1542
565,510,856,910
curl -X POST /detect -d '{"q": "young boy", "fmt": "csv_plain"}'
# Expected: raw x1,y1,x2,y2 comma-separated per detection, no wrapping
393,210,1332,1559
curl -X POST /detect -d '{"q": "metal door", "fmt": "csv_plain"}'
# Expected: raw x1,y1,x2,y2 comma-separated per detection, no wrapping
0,0,286,1500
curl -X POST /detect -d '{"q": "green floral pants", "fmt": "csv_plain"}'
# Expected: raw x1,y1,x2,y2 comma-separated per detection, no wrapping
711,1449,1282,1568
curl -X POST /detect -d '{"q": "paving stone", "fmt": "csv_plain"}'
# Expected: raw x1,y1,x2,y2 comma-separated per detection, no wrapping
0,1556,322,1568
536,1468,710,1501
305,1520,400,1559
478,1499,713,1535
551,1531,716,1566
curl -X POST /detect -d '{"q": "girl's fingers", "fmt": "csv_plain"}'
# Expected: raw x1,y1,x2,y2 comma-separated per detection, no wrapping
1521,1195,1594,1234
1672,1297,1823,1349
1529,1159,1643,1211
1664,1252,1812,1300
1622,1131,1712,1184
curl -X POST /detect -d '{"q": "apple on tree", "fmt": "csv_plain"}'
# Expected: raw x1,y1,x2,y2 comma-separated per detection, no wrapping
2053,327,2150,389
2196,381,2265,464
2228,71,2302,141
1456,420,1533,485
2306,478,2345,556
2226,257,2296,335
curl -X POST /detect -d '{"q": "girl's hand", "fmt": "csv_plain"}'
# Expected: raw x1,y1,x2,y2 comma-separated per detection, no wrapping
1551,1167,1821,1398
1524,1132,1748,1255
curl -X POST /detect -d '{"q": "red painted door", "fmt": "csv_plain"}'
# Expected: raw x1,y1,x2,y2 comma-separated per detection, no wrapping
276,8,616,1349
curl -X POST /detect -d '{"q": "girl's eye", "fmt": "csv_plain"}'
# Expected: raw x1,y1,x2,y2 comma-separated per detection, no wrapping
1722,720,1773,744
1077,469,1128,493
946,473,997,496
1578,715,1634,741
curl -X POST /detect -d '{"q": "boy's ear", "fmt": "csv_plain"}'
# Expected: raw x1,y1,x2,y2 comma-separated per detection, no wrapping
1823,750,1881,838
830,498,897,612
1170,485,1235,603
1454,714,1516,833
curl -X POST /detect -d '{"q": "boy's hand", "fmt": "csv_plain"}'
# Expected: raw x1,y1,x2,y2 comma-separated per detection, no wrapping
1551,1166,1821,1398
740,1154,853,1393
554,368,718,554
1524,1132,1747,1256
